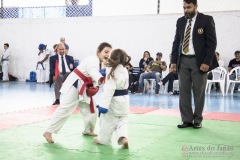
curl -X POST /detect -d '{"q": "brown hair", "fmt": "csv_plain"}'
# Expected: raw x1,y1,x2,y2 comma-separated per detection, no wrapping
97,42,112,53
105,49,131,79
215,52,220,56
143,51,151,58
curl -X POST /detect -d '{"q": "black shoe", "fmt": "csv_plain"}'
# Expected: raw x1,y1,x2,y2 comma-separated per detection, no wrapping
211,85,214,90
177,122,193,128
135,90,143,94
193,123,202,129
52,99,60,105
234,88,238,93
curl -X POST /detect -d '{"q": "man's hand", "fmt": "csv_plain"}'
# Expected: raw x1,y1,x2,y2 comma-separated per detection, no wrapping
170,64,177,72
148,70,153,73
200,64,209,72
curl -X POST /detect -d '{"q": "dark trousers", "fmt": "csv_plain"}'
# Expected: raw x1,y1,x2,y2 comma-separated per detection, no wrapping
162,72,178,92
179,56,207,124
54,73,70,100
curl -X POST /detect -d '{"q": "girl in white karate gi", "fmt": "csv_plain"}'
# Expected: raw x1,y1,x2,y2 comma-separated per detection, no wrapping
43,42,112,143
1,43,11,81
94,49,131,149
36,45,48,83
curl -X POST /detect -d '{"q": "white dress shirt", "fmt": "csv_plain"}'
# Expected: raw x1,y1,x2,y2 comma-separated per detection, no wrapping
182,13,198,55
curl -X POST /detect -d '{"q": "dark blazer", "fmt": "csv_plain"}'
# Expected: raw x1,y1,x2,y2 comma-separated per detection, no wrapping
49,54,75,87
171,12,218,71
49,54,75,76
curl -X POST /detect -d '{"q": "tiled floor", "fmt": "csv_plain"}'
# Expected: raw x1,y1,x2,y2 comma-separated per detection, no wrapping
0,81,240,114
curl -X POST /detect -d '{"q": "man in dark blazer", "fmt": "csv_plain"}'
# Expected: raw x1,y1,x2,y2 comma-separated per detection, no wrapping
50,43,75,105
171,0,218,129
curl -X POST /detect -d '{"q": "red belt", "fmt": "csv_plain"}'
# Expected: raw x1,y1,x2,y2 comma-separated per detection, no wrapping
73,69,95,113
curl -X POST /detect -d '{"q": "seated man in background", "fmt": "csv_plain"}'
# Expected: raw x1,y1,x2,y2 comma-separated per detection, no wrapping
135,52,167,94
49,43,75,105
159,54,178,94
228,50,240,92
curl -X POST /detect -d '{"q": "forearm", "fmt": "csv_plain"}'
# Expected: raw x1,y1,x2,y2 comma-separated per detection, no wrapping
40,55,49,63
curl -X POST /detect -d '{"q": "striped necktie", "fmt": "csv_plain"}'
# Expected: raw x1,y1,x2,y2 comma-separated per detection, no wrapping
183,19,192,54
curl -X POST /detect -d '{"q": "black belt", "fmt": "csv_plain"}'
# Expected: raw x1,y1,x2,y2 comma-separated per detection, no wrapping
181,54,196,58
113,90,128,96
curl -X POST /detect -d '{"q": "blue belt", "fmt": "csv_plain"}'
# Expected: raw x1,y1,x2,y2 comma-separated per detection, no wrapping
113,89,128,96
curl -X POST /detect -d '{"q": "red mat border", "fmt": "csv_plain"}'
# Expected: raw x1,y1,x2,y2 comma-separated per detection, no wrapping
0,106,240,131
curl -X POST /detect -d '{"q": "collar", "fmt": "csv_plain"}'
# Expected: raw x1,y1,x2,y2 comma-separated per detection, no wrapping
58,54,65,58
192,12,198,21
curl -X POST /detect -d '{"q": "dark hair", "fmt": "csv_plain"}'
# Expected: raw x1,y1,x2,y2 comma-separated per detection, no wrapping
184,0,197,5
143,51,151,58
215,52,220,56
235,50,240,55
156,52,162,56
105,49,131,79
4,43,9,47
97,42,112,53
53,44,58,49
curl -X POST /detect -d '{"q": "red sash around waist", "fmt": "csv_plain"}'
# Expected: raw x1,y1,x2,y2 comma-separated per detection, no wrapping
73,68,95,113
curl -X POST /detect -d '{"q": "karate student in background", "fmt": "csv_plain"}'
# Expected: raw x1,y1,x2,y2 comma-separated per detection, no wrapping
1,43,11,82
36,44,49,83
43,42,112,143
94,49,131,149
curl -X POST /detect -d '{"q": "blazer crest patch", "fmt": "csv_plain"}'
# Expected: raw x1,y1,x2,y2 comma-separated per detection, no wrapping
198,28,204,34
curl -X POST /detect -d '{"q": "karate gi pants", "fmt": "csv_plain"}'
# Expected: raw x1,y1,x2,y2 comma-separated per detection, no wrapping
46,85,97,134
97,114,128,145
2,61,9,81
37,69,46,83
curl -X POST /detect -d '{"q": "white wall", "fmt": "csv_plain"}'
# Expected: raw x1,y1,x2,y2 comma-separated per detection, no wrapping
0,11,240,81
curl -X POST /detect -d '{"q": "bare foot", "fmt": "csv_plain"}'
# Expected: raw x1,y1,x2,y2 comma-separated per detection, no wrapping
93,139,100,144
82,131,98,136
43,132,54,143
119,137,129,149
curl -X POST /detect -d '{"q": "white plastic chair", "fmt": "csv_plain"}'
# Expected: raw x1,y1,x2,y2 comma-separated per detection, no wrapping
226,66,240,95
143,79,155,93
205,66,227,96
